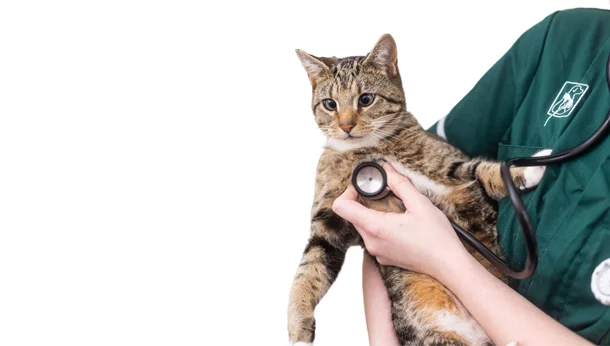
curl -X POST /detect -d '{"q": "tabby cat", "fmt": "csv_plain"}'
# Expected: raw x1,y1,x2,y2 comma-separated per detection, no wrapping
287,34,545,346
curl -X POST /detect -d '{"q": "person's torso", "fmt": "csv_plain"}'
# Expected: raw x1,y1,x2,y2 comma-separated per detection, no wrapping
496,9,610,343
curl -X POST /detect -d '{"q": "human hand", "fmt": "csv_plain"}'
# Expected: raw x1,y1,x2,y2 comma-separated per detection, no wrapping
332,163,469,279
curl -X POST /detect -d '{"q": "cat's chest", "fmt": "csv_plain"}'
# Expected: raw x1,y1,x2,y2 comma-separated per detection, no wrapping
317,150,449,199
384,158,450,197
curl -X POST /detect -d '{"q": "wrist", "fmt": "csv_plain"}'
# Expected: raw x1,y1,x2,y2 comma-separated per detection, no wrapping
430,247,477,287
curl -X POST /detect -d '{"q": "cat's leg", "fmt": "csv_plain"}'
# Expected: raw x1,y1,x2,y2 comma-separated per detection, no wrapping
287,209,354,345
448,149,551,201
381,266,492,346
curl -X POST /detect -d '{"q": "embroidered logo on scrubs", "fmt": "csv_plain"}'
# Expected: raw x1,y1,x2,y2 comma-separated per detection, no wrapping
545,81,589,126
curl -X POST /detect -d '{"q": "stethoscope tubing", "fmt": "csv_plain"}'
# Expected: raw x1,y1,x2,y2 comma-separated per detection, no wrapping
493,109,610,278
354,108,610,279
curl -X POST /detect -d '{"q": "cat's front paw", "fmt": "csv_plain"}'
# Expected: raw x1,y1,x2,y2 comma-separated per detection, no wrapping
288,314,315,346
522,149,552,189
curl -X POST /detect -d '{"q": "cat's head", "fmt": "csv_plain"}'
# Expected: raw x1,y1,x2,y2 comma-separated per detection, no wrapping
296,34,407,150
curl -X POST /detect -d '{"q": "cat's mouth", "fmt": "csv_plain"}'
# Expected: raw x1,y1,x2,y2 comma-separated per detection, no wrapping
326,126,380,141
339,133,365,140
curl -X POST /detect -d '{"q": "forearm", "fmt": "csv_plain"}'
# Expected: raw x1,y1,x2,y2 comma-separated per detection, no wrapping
336,168,592,346
362,253,400,346
437,252,592,346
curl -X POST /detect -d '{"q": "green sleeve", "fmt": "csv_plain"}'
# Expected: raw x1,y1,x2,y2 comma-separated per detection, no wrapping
428,12,557,158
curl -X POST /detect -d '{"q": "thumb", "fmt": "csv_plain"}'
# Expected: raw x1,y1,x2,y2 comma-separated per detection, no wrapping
382,162,428,212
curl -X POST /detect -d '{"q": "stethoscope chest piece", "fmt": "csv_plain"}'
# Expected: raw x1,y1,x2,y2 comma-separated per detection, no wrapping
352,162,389,200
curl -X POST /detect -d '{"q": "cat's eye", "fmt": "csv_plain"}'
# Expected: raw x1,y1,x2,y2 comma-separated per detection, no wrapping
322,99,337,111
359,93,375,107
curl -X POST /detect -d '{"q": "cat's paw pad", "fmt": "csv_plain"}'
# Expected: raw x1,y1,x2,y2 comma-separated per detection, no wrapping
522,149,552,189
505,342,519,346
291,343,313,346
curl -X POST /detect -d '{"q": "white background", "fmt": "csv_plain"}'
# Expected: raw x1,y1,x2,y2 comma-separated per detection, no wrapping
1,1,609,345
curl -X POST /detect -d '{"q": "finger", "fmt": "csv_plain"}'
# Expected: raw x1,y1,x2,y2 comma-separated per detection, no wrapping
334,186,389,239
382,162,427,211
355,225,375,248
334,185,359,202
333,198,386,235
376,256,390,266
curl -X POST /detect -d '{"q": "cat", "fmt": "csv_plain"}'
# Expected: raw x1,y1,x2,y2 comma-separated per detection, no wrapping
287,34,544,346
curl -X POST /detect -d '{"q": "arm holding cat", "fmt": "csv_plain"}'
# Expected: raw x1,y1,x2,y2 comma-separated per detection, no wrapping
362,252,400,346
332,163,592,346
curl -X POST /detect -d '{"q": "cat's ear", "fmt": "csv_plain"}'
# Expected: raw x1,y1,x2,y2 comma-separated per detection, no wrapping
296,49,330,85
363,34,398,76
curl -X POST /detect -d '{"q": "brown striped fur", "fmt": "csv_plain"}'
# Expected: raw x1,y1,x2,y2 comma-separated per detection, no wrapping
288,34,539,346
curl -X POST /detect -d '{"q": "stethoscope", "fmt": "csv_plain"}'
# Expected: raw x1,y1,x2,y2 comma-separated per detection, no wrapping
352,54,610,279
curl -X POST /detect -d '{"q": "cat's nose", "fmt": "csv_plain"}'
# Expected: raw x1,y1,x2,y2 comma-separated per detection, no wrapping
340,124,355,133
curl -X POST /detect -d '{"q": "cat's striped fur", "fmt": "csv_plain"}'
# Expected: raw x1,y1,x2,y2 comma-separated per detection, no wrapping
288,34,540,346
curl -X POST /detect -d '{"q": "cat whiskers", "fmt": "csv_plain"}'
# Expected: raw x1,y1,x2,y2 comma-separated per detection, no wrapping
367,119,403,142
361,125,398,143
318,125,333,137
374,127,403,143
374,130,400,142
370,113,398,126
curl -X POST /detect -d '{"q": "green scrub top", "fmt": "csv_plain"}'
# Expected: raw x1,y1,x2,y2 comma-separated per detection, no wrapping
429,8,610,344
